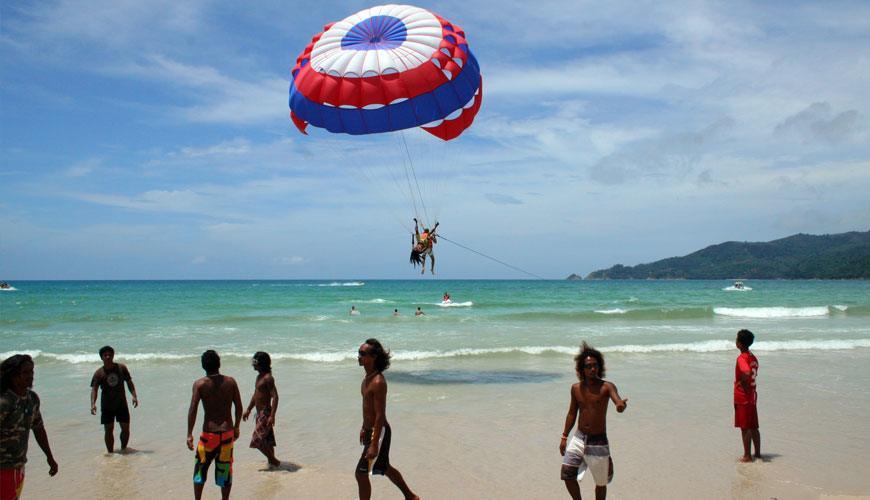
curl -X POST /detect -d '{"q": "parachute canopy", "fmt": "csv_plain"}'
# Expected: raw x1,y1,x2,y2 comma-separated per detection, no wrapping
289,4,483,141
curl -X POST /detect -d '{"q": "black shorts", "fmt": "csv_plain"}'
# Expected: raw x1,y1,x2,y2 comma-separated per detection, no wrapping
101,406,130,425
356,423,391,475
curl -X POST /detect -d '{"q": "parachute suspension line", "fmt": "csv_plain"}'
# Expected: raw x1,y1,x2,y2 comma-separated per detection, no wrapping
396,133,421,222
399,129,430,226
436,234,548,280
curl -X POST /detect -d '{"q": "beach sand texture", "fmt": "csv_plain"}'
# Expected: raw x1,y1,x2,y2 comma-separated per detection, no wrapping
18,349,870,499
4,280,870,498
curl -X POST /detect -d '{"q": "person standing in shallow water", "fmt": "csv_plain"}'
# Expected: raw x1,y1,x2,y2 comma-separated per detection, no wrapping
560,342,628,500
734,329,761,462
242,352,281,467
90,345,139,453
355,339,419,500
1,354,59,499
187,350,242,500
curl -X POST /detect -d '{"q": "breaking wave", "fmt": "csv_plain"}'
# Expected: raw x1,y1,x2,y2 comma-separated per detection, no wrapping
11,338,869,365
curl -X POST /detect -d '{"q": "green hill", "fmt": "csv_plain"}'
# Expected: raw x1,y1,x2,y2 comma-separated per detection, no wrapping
585,231,870,279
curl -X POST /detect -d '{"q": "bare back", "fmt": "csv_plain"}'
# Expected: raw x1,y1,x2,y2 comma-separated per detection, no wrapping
194,374,239,432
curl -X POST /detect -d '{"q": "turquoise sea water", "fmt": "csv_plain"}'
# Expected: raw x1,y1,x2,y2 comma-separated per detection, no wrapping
3,280,869,364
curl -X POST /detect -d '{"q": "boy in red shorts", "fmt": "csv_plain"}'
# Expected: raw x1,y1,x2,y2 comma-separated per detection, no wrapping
734,329,761,462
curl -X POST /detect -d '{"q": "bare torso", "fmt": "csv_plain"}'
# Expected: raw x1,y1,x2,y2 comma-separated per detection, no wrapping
252,373,274,412
573,380,612,434
194,374,238,432
360,372,386,429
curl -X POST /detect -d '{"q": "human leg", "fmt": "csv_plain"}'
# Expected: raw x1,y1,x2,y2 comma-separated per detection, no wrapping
385,466,418,499
120,423,130,450
355,471,372,500
562,478,581,500
740,429,752,462
103,423,115,453
751,429,761,458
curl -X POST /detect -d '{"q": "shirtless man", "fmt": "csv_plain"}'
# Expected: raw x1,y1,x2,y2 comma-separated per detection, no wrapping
90,345,139,453
242,351,281,467
559,342,628,500
355,339,419,500
187,350,243,500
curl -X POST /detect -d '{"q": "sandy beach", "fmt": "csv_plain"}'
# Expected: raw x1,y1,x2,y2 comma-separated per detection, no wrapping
19,347,870,499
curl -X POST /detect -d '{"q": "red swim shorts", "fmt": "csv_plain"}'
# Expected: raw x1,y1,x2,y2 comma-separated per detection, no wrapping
1,467,25,500
734,403,759,429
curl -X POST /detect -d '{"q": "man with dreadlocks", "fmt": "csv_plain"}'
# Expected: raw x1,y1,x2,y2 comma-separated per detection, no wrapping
1,354,59,499
242,351,281,467
559,342,628,500
409,218,439,275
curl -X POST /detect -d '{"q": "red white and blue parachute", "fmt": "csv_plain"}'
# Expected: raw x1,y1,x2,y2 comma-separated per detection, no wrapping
289,4,482,141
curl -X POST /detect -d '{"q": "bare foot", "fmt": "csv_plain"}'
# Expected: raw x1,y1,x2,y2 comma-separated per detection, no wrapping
268,459,281,468
738,455,753,463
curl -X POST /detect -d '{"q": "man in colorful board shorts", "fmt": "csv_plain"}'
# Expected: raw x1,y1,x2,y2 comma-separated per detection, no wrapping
734,329,761,462
193,430,234,487
187,350,242,500
1,354,58,500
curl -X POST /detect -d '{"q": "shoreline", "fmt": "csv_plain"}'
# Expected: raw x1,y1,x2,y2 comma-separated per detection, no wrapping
19,348,870,499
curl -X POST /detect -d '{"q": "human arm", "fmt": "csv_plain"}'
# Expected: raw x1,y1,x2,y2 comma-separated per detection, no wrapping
32,425,58,476
736,356,753,393
560,386,578,455
366,377,388,460
268,376,279,427
90,385,98,415
243,382,257,422
232,379,243,441
187,382,201,450
607,382,628,413
123,365,139,408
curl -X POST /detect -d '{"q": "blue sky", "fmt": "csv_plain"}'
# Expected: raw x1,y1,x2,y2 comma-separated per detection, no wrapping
2,0,869,279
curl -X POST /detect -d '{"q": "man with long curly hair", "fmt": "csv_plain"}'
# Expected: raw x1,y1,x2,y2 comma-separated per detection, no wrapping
355,339,418,500
559,342,628,500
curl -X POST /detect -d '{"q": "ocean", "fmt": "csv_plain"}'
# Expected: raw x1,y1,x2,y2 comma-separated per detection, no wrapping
2,280,870,499
3,279,869,363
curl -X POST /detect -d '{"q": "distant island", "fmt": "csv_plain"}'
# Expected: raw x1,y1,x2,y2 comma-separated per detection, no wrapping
582,230,870,280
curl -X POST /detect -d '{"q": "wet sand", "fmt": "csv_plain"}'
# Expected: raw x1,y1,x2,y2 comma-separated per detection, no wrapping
21,349,870,499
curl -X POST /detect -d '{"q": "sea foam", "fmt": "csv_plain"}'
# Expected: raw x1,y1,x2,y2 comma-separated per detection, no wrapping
713,306,830,319
594,308,628,315
17,339,869,365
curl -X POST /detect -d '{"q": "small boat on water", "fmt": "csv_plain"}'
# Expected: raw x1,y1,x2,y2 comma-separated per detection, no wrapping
723,280,752,292
0,282,15,291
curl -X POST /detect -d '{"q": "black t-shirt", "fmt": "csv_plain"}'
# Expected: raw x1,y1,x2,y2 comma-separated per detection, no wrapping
91,364,132,411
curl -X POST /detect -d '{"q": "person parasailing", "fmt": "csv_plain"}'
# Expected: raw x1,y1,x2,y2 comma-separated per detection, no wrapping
410,218,439,275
